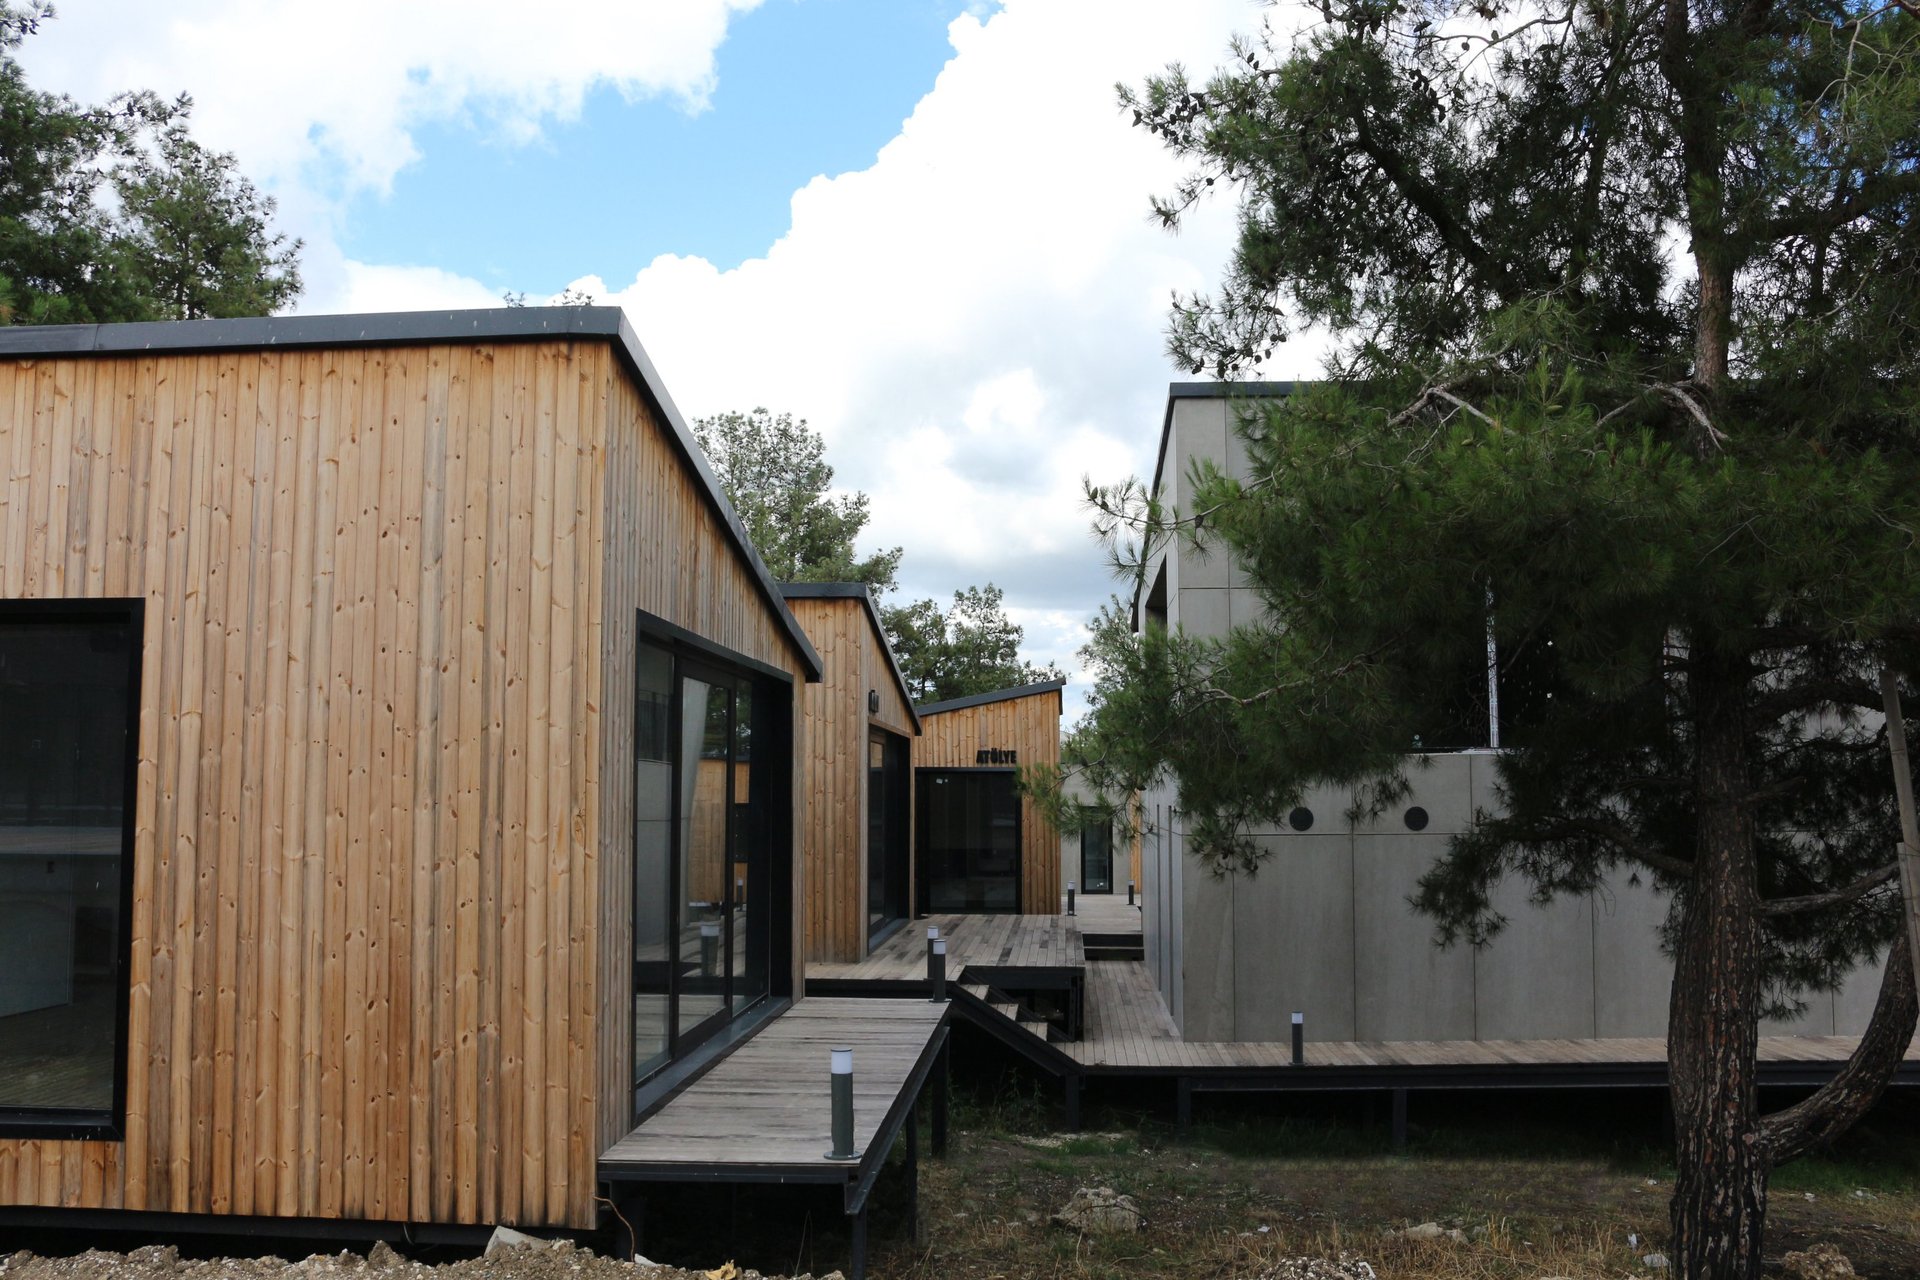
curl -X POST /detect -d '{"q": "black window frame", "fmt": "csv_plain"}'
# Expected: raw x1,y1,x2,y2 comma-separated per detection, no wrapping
914,766,1024,915
629,611,794,1119
0,597,143,1142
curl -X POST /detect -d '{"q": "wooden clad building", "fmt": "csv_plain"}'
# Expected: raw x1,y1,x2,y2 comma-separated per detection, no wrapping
0,308,822,1232
912,681,1064,916
781,585,919,965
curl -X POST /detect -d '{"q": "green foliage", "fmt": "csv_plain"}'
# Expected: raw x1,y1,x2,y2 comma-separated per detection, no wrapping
691,407,903,590
0,3,300,324
1080,0,1920,1013
881,583,1066,704
693,408,1064,702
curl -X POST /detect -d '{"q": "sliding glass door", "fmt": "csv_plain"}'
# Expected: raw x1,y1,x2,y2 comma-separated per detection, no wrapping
634,639,779,1095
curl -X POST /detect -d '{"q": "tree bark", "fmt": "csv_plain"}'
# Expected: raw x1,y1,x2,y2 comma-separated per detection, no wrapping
1668,648,1768,1280
1760,928,1917,1164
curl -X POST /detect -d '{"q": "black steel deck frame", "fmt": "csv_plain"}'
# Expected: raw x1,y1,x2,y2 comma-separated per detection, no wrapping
598,1024,951,1280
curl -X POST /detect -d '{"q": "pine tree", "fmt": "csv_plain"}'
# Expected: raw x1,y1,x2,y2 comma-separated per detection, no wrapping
1074,4,1920,1277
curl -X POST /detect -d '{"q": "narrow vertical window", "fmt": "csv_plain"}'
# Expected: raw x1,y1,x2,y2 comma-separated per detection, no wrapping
632,641,674,1082
0,601,140,1133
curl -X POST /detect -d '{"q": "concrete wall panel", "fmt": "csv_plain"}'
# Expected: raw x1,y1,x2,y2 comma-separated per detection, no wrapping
1232,835,1358,1041
1474,877,1597,1040
1351,835,1475,1040
1181,837,1236,1039
1592,873,1675,1037
1834,953,1891,1036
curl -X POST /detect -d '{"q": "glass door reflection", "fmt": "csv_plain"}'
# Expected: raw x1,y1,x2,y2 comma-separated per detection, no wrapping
676,677,730,1046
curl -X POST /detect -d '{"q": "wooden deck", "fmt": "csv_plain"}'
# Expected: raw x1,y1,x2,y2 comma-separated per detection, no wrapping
807,910,1913,1090
601,998,948,1179
599,999,949,1280
810,912,1084,984
1065,960,1920,1079
1061,894,1143,936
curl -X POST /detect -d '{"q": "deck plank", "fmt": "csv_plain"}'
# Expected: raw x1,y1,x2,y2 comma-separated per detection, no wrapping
601,999,946,1174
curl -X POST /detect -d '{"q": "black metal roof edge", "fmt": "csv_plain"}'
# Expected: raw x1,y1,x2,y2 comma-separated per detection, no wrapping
0,306,824,683
601,308,822,682
916,678,1067,718
1133,379,1300,624
0,304,628,356
777,581,921,733
776,581,870,599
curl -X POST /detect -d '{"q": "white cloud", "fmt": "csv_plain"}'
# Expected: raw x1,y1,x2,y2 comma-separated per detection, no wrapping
22,0,1325,718
590,1,1328,716
20,1,758,198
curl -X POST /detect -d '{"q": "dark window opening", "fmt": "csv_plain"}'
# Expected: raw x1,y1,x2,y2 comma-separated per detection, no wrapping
866,730,910,941
0,600,141,1135
917,770,1021,913
1143,562,1169,633
1079,811,1114,893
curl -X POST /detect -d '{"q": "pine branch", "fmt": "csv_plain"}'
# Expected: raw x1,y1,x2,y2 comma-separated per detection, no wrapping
1758,928,1916,1164
1749,678,1881,721
1760,862,1899,917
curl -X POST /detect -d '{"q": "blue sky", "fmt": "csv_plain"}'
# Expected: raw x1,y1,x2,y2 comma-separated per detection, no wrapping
340,0,981,285
19,0,1294,714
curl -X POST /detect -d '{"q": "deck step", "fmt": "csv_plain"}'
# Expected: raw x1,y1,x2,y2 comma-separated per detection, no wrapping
962,982,992,1000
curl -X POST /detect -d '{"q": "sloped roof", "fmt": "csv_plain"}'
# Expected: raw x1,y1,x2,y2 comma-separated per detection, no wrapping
916,678,1065,717
778,582,921,733
0,306,823,680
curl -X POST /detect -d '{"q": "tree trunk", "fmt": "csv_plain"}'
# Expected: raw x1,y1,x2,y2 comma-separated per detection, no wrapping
1668,648,1768,1280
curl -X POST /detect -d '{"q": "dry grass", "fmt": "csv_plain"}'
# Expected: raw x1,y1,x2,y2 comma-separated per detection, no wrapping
865,1112,1920,1280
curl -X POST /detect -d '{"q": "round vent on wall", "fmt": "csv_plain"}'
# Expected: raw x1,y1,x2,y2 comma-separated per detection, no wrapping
1288,807,1313,832
1404,805,1430,832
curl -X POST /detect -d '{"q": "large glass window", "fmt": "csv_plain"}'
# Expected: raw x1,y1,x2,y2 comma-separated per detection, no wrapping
0,602,139,1129
633,636,780,1099
917,770,1021,913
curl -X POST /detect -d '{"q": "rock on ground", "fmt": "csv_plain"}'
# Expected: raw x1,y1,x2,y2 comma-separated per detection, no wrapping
1248,1255,1377,1280
1782,1243,1857,1280
1051,1186,1144,1235
0,1241,789,1280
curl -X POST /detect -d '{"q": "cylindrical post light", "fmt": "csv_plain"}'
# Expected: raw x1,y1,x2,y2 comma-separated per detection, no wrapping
1291,1011,1305,1066
1067,881,1076,916
1127,881,1135,907
700,920,720,976
827,1048,856,1160
929,937,948,1003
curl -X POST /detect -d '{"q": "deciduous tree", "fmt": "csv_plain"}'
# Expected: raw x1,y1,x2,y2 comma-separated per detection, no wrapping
0,3,300,324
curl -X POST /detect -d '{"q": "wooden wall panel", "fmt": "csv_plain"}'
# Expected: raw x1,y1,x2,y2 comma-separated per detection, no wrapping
591,370,812,1158
0,340,609,1228
914,690,1063,914
784,596,916,964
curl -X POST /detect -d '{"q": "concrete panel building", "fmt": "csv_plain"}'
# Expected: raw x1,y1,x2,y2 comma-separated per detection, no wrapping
1137,383,1888,1044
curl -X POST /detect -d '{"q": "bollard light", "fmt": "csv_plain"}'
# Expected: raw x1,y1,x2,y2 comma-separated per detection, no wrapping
1067,881,1076,916
929,937,948,1004
1127,880,1135,907
827,1047,856,1160
1291,1010,1305,1066
700,920,720,975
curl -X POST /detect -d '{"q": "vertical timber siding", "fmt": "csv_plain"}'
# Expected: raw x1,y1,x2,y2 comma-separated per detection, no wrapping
0,340,610,1228
786,596,915,964
592,369,811,1159
915,690,1062,913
